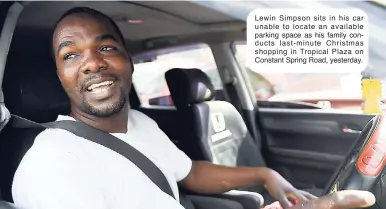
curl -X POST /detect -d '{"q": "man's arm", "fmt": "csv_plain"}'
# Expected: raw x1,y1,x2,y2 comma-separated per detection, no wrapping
179,161,315,208
179,161,267,193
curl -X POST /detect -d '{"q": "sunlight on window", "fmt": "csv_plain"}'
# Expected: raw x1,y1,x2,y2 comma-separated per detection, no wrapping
132,44,222,106
232,42,372,111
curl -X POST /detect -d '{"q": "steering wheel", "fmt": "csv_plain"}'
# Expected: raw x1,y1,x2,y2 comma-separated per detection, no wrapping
323,115,386,209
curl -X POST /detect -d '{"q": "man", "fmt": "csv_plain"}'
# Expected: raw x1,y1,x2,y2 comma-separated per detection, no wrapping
11,7,375,209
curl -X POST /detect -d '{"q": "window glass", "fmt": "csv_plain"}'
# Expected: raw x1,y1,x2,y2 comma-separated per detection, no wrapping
195,0,386,112
132,44,222,106
233,41,383,111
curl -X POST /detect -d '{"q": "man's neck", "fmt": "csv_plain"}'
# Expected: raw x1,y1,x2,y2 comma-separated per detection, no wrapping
70,104,130,133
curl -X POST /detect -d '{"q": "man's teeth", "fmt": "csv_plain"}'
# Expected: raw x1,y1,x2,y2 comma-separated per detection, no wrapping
87,81,113,91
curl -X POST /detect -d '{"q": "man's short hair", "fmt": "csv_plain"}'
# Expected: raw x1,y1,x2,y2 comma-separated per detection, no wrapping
51,7,126,58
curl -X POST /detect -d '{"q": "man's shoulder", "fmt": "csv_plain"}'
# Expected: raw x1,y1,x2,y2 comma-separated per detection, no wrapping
129,109,158,127
30,126,96,157
14,129,87,178
35,126,80,143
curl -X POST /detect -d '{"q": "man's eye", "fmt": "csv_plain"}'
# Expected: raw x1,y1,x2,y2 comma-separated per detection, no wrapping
100,46,116,51
64,54,77,60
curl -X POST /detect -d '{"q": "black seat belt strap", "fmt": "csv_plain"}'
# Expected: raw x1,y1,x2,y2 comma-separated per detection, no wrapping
10,115,176,200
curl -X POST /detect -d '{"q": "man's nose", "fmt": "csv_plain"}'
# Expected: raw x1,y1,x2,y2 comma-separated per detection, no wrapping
80,51,108,74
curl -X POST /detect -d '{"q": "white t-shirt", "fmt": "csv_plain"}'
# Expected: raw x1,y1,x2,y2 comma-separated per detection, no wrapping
12,109,192,209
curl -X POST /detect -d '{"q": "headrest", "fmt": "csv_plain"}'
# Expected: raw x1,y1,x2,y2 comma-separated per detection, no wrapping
3,65,71,123
3,52,70,123
165,68,215,107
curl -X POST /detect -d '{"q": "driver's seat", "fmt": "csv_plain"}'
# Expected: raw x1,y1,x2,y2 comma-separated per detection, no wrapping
165,68,323,201
0,105,22,209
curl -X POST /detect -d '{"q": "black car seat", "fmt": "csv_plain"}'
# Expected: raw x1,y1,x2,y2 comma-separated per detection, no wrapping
165,68,323,202
0,34,71,202
0,105,20,209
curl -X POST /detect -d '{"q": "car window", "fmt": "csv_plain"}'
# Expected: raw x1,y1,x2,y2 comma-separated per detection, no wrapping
132,44,222,107
233,39,382,111
196,0,386,112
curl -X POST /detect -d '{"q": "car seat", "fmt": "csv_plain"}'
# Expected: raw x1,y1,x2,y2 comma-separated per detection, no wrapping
165,68,323,203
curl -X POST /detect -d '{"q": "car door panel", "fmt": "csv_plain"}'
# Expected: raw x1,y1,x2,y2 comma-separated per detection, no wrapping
257,108,374,189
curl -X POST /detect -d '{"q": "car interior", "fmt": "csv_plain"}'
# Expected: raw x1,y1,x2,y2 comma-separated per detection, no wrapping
0,1,384,209
164,67,324,201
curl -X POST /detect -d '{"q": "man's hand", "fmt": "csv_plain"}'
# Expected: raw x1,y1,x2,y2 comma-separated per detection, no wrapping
179,162,374,209
263,169,316,208
290,190,375,209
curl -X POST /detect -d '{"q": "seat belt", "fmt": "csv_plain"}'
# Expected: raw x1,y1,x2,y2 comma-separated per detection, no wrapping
10,115,176,200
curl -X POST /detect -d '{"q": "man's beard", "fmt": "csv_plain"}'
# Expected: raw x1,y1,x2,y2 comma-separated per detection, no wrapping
79,87,127,118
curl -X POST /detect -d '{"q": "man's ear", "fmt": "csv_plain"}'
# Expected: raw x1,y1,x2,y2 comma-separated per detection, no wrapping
56,71,68,91
57,73,62,82
128,53,134,74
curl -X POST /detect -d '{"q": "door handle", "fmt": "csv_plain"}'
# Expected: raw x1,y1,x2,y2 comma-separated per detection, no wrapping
342,126,361,134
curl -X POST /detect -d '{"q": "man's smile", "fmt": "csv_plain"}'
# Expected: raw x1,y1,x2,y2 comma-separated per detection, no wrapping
83,76,119,100
87,80,114,92
85,81,118,100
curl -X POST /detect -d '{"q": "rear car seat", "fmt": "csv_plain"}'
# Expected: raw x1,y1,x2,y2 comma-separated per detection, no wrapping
165,68,323,203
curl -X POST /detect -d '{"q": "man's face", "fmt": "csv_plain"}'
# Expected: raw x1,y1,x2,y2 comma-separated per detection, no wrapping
53,13,132,117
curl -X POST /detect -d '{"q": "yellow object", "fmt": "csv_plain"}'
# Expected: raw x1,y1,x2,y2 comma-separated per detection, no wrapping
329,182,339,194
362,79,382,114
371,0,386,7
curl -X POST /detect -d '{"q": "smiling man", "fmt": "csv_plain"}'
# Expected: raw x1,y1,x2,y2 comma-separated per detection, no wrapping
11,7,375,209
